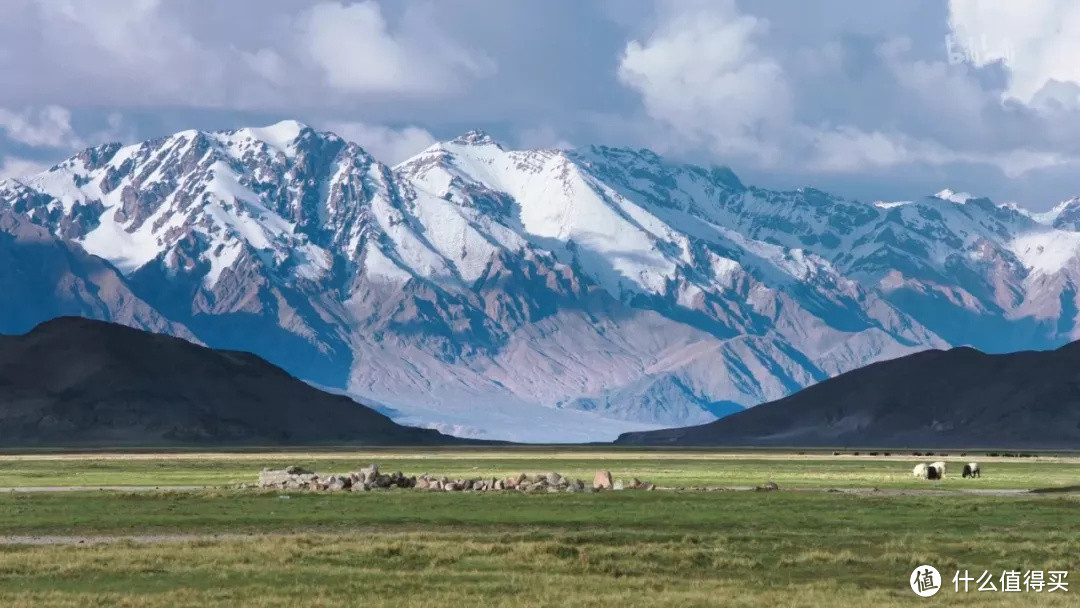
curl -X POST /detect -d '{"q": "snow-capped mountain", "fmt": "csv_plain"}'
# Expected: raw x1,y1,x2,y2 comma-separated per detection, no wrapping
2,120,1079,441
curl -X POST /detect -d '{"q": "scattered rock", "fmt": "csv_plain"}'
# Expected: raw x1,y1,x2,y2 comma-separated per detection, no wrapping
756,481,779,492
593,471,613,490
256,466,655,495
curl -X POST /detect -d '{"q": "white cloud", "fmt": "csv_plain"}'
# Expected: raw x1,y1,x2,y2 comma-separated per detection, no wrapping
0,1,492,109
0,105,83,148
0,156,51,180
325,121,436,165
807,126,1068,178
515,125,573,151
615,0,1080,185
617,0,789,165
300,2,493,96
947,0,1080,103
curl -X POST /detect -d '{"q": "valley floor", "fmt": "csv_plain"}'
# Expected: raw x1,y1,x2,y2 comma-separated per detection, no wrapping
0,450,1077,606
1,448,1079,490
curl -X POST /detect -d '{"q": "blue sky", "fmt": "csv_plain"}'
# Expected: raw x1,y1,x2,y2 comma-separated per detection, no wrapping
2,0,1079,210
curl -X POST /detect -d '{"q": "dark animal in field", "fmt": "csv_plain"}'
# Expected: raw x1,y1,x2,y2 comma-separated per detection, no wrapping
962,463,981,478
929,461,946,478
926,465,941,480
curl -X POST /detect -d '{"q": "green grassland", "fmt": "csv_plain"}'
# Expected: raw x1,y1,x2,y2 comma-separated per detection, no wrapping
0,450,1078,606
0,490,1078,606
1,449,1078,490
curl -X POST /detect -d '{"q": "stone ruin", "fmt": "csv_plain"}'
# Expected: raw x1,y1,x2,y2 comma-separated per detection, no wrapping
257,465,656,492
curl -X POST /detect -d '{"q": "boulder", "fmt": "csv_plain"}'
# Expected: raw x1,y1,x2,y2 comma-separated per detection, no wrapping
756,481,779,492
445,482,460,492
613,479,625,491
258,469,291,488
285,465,313,475
546,472,563,486
515,473,528,485
593,471,613,490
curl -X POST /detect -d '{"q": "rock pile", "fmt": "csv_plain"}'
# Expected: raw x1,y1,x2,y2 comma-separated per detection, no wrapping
258,466,656,493
258,464,417,491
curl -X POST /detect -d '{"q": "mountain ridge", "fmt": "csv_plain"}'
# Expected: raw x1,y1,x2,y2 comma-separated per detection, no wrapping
0,316,464,446
2,120,1078,441
613,341,1080,448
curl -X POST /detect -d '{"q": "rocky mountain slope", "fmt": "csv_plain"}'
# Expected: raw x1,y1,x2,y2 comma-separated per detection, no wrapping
614,341,1080,448
1,121,1078,441
0,317,461,446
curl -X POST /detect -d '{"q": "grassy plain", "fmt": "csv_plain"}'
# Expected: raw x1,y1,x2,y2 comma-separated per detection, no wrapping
1,448,1078,490
0,450,1077,606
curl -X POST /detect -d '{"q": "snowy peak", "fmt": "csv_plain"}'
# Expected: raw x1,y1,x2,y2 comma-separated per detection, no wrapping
0,121,398,291
6,121,1080,440
229,120,311,158
934,188,975,203
450,129,501,148
1037,196,1080,229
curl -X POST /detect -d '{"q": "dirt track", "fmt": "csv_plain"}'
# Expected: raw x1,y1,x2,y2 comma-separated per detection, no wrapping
0,533,270,546
0,485,211,493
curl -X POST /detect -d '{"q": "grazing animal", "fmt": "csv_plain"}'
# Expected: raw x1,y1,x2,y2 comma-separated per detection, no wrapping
929,461,947,478
962,462,980,478
912,463,929,479
926,465,941,480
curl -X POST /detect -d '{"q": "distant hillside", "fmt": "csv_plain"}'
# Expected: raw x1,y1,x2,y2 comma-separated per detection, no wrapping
0,317,464,446
615,344,1080,448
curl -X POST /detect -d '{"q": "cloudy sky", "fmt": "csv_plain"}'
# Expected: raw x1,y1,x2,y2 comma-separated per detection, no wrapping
1,0,1079,210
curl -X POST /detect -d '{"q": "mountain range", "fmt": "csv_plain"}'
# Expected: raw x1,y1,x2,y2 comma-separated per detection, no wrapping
3,120,1080,441
615,342,1080,448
